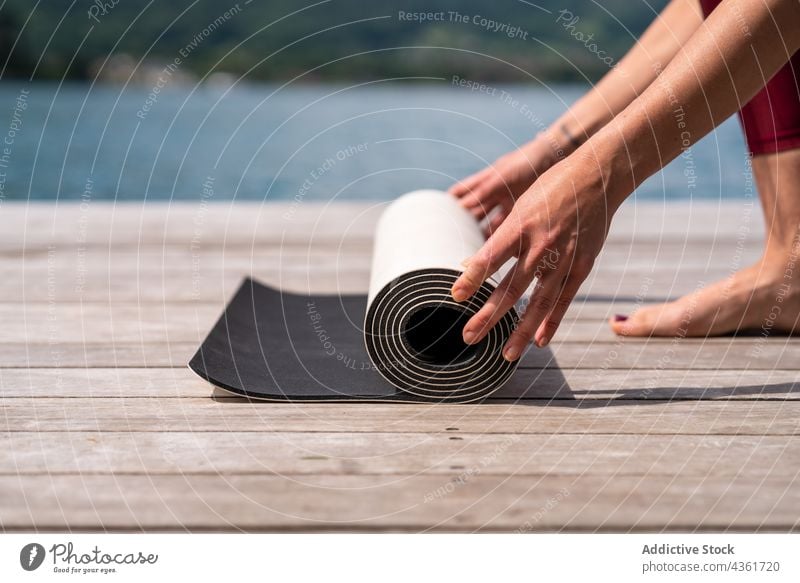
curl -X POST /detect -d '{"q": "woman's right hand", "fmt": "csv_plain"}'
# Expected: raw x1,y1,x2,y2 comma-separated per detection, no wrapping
448,133,563,234
452,144,626,356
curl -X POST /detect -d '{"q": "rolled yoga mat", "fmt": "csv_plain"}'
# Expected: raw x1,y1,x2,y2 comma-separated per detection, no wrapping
189,189,521,402
364,190,520,400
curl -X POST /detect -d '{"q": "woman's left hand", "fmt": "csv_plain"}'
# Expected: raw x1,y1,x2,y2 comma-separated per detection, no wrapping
451,154,621,360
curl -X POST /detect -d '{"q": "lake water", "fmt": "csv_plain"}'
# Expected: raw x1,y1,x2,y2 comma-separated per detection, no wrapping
0,81,752,202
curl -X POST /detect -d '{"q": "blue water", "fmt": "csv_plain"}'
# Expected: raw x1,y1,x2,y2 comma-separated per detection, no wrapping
0,81,751,202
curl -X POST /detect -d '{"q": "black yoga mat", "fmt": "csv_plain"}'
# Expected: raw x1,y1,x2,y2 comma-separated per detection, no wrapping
189,278,553,402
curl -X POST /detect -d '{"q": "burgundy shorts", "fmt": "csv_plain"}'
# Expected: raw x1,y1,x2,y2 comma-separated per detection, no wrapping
700,0,800,154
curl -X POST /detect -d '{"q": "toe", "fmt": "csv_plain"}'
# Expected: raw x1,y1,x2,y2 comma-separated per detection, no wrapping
609,314,637,336
608,314,628,335
609,305,672,337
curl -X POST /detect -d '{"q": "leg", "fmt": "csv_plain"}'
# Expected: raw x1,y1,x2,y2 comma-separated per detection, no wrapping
611,149,800,337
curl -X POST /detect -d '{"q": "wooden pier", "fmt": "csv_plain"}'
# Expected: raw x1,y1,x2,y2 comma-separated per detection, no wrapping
1,201,798,531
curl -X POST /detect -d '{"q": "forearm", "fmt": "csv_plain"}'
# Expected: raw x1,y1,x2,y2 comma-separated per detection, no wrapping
544,0,703,156
590,0,800,205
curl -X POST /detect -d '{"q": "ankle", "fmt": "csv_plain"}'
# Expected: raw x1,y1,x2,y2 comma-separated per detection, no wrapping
763,227,800,256
761,240,800,275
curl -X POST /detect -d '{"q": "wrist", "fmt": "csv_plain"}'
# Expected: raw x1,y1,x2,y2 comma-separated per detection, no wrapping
513,134,560,178
588,99,672,208
533,127,568,168
573,132,636,212
541,117,587,160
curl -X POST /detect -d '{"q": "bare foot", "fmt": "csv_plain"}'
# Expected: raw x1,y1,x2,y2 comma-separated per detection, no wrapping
610,258,800,337
611,149,800,338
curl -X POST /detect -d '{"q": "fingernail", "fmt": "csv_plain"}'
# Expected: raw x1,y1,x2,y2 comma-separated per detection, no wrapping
463,330,476,344
451,285,468,302
614,314,628,322
461,258,471,267
538,336,550,348
503,345,520,361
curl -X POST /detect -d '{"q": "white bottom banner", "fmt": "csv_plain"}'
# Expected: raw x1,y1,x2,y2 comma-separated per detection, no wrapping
1,533,797,582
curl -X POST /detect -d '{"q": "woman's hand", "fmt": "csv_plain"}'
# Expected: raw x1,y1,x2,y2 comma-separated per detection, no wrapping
448,134,563,234
451,153,622,360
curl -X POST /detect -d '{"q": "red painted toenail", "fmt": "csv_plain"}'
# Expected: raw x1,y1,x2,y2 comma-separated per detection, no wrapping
614,314,628,322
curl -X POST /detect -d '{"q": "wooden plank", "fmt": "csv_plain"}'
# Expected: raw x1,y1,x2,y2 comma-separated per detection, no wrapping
0,271,372,303
1,241,763,269
3,398,799,435
0,303,585,343
2,367,799,400
0,342,197,368
512,368,800,400
0,265,763,302
0,304,219,343
0,473,795,531
0,294,755,325
546,339,800,371
0,202,384,246
3,432,798,477
3,338,799,370
4,303,797,343
0,302,597,347
0,202,763,246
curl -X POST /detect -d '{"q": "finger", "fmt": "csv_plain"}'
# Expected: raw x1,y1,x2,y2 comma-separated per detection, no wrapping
456,188,500,222
502,267,566,361
462,260,533,344
449,168,491,198
534,269,584,347
464,188,512,222
482,209,509,238
467,199,496,221
460,182,500,210
448,177,475,198
459,177,512,211
459,184,490,208
451,221,520,302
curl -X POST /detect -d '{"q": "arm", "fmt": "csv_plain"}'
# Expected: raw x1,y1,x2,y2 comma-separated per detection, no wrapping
454,0,800,358
601,0,800,194
553,0,704,152
451,0,703,221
